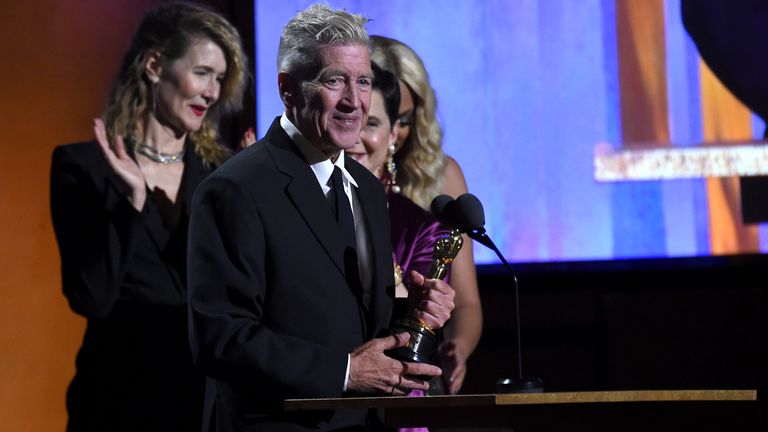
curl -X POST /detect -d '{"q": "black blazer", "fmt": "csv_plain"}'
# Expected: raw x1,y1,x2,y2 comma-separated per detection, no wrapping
681,0,768,123
50,141,211,432
187,118,396,431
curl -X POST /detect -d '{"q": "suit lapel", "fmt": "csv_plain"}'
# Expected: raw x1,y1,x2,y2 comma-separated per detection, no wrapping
107,141,209,258
345,157,396,335
181,144,209,219
263,118,395,334
98,145,169,255
102,150,132,210
264,119,350,277
140,142,203,254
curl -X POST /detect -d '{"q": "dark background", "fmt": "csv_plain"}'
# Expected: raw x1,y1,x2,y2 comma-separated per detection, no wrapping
462,256,767,428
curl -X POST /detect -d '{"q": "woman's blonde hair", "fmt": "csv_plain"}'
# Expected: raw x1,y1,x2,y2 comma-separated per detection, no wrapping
103,2,248,167
371,35,446,210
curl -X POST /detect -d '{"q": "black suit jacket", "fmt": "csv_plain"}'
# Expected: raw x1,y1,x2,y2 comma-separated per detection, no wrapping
681,0,768,123
50,141,211,431
681,0,768,222
187,118,396,431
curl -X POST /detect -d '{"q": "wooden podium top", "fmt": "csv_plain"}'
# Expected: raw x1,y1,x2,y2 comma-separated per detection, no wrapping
285,390,758,430
495,389,756,405
284,389,756,411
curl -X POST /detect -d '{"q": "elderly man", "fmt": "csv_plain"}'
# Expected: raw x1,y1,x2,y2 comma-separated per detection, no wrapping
187,4,455,431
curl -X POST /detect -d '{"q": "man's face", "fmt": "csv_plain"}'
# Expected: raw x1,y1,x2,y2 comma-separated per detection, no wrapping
293,44,373,159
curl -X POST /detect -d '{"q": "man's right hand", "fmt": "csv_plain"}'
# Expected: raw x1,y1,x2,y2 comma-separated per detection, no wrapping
346,332,442,396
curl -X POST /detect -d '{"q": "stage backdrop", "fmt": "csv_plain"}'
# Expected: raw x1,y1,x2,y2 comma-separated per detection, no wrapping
255,0,768,264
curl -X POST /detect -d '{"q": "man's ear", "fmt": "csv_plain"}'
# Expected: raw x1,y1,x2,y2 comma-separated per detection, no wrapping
278,72,296,105
145,50,163,84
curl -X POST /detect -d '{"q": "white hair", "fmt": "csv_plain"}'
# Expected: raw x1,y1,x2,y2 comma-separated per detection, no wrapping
277,3,370,77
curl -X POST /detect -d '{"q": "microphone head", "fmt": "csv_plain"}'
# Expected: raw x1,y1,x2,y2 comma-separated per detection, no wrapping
430,194,453,217
455,193,485,231
430,194,460,229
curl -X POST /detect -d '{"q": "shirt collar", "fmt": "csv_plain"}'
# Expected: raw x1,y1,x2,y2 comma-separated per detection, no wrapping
280,112,358,190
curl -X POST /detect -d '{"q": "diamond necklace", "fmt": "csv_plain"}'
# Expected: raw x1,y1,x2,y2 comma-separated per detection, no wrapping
137,143,185,164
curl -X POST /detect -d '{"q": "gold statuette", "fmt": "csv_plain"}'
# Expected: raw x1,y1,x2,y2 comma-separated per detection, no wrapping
388,229,463,364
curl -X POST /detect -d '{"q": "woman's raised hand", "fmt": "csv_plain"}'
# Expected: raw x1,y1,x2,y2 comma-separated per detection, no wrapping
93,118,146,211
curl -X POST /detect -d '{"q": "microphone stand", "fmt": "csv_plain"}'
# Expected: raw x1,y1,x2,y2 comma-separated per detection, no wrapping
466,228,543,394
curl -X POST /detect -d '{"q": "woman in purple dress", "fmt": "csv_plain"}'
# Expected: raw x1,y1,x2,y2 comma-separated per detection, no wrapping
347,61,448,432
371,36,482,394
347,63,450,301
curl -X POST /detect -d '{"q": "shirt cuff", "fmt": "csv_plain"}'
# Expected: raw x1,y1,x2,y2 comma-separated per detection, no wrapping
343,353,350,391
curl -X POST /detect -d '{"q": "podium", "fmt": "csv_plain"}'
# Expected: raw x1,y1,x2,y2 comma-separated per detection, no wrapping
285,390,758,431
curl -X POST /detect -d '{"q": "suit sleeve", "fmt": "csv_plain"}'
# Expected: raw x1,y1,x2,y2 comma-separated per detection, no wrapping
681,0,768,123
50,145,145,319
187,174,348,399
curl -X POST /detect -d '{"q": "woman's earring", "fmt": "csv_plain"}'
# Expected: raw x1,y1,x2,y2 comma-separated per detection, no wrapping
151,80,158,115
386,140,401,194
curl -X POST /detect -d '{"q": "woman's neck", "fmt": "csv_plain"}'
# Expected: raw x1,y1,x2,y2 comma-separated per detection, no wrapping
143,114,187,153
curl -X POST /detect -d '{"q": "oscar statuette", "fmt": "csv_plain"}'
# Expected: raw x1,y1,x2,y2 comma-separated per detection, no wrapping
387,229,463,364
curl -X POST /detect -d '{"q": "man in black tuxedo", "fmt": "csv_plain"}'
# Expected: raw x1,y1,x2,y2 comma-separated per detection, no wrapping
681,0,768,223
187,4,455,431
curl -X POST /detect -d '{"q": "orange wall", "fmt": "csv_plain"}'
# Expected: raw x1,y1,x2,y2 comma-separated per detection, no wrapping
0,1,164,430
616,0,670,146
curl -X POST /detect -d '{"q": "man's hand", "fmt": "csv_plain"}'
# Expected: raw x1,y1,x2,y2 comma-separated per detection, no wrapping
407,271,455,330
439,341,467,394
238,127,256,149
347,333,442,395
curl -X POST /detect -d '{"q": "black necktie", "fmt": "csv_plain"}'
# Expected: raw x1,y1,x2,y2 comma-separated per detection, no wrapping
329,166,357,250
329,166,370,311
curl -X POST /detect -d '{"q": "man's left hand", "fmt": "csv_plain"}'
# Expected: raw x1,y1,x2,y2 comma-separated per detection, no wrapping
407,270,455,330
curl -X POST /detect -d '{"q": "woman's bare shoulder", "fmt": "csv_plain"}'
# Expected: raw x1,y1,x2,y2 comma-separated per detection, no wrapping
441,155,468,197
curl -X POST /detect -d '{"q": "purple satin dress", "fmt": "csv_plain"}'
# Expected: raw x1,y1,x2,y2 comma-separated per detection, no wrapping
389,192,451,284
388,192,451,432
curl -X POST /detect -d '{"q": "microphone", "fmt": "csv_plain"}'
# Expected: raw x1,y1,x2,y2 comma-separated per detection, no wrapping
432,194,489,246
430,194,460,228
455,193,485,230
451,193,543,394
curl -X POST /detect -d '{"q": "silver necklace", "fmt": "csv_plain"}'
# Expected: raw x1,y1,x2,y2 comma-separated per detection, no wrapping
137,143,185,164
